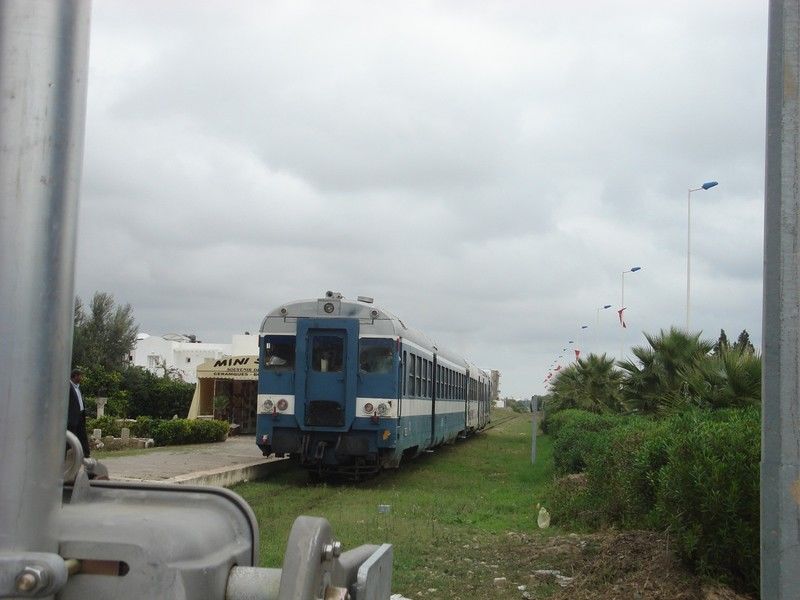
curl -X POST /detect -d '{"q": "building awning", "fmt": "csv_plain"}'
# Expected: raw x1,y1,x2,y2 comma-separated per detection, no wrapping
196,355,258,380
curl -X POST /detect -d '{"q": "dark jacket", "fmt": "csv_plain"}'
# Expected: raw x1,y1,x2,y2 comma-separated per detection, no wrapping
68,382,91,457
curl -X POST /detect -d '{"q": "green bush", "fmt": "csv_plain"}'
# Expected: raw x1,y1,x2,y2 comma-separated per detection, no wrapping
151,419,228,446
583,417,666,526
547,406,760,594
549,410,622,474
86,415,121,438
130,415,156,438
655,407,760,593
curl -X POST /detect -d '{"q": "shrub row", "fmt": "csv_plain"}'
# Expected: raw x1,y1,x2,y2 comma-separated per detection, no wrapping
86,416,228,447
546,407,760,594
80,365,195,419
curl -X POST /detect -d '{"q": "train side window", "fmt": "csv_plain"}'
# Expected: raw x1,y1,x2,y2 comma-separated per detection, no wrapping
311,335,343,372
417,356,422,396
427,361,432,398
409,353,416,396
423,360,428,398
403,351,407,395
264,336,295,371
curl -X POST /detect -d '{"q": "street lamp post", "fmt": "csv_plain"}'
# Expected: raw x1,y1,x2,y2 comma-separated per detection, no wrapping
620,266,642,359
686,181,718,331
595,304,612,353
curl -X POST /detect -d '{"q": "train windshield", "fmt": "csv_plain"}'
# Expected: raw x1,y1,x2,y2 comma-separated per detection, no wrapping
264,336,295,370
311,335,344,372
359,338,394,374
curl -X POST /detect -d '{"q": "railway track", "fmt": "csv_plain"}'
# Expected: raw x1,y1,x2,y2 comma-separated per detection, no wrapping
481,411,526,433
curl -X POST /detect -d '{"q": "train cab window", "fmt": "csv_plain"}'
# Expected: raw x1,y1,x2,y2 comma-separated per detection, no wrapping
264,336,295,370
311,335,344,372
359,338,393,374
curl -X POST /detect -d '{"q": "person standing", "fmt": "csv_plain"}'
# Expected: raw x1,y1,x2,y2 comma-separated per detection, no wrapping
68,368,90,457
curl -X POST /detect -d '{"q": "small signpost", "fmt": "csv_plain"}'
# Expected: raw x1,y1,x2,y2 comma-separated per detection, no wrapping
531,396,538,464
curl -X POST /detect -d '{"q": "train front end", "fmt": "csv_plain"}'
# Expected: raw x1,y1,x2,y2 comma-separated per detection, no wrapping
256,293,401,478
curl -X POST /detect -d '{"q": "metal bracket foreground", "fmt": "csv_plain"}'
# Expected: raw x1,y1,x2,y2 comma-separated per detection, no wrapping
267,516,393,600
0,553,68,599
0,472,393,600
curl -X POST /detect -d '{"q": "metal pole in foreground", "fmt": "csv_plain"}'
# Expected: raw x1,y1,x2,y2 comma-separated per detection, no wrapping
762,0,800,597
0,0,91,557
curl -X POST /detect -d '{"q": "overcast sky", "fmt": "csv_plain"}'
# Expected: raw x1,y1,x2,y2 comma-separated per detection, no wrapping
77,1,767,397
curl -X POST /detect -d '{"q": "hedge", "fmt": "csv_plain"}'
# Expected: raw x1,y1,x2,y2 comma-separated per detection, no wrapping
656,408,760,593
549,410,624,474
547,407,760,594
86,416,228,447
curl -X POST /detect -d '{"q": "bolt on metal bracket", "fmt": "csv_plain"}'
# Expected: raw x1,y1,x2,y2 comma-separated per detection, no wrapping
0,553,68,598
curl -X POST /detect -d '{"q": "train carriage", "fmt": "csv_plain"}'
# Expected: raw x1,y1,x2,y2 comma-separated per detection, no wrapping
256,292,493,478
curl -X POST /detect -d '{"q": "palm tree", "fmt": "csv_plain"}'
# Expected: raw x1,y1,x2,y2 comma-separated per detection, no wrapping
619,327,713,414
548,353,624,414
680,347,761,410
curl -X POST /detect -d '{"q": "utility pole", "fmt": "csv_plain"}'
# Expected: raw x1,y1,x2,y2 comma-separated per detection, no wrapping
0,0,92,558
762,0,800,596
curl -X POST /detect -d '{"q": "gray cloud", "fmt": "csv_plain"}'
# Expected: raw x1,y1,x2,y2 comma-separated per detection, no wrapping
76,0,767,397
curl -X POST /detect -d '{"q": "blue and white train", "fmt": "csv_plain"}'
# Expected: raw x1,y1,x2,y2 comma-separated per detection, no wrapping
255,292,494,478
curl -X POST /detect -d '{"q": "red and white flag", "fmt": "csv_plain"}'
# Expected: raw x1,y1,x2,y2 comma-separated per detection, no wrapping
554,365,562,371
617,307,627,328
574,349,581,360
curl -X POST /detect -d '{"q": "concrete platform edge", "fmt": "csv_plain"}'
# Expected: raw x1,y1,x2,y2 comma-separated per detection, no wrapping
164,457,290,487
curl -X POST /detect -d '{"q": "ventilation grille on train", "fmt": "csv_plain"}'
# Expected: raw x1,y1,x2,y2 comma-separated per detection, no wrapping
306,401,344,427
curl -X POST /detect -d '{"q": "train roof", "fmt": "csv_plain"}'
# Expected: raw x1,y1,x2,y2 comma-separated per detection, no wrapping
259,292,483,373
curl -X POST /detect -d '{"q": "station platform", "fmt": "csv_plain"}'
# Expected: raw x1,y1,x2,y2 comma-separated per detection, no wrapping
97,435,287,487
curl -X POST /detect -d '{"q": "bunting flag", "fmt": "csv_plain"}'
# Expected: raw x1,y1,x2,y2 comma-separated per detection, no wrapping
618,307,627,328
554,365,562,371
574,349,581,360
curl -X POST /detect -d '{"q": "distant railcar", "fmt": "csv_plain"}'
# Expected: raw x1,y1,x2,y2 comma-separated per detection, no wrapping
255,292,494,478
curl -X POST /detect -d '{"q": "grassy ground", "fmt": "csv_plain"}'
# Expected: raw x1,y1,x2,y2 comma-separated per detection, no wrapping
233,410,556,597
232,411,751,599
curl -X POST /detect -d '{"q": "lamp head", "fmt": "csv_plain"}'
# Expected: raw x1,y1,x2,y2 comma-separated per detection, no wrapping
630,266,642,272
701,181,719,190
603,304,612,309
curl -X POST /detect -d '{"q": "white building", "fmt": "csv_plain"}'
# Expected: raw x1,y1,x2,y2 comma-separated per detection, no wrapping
131,333,259,383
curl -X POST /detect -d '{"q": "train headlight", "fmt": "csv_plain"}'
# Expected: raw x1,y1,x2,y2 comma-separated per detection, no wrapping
376,403,389,416
323,302,335,314
277,398,288,412
263,399,274,411
364,402,374,414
